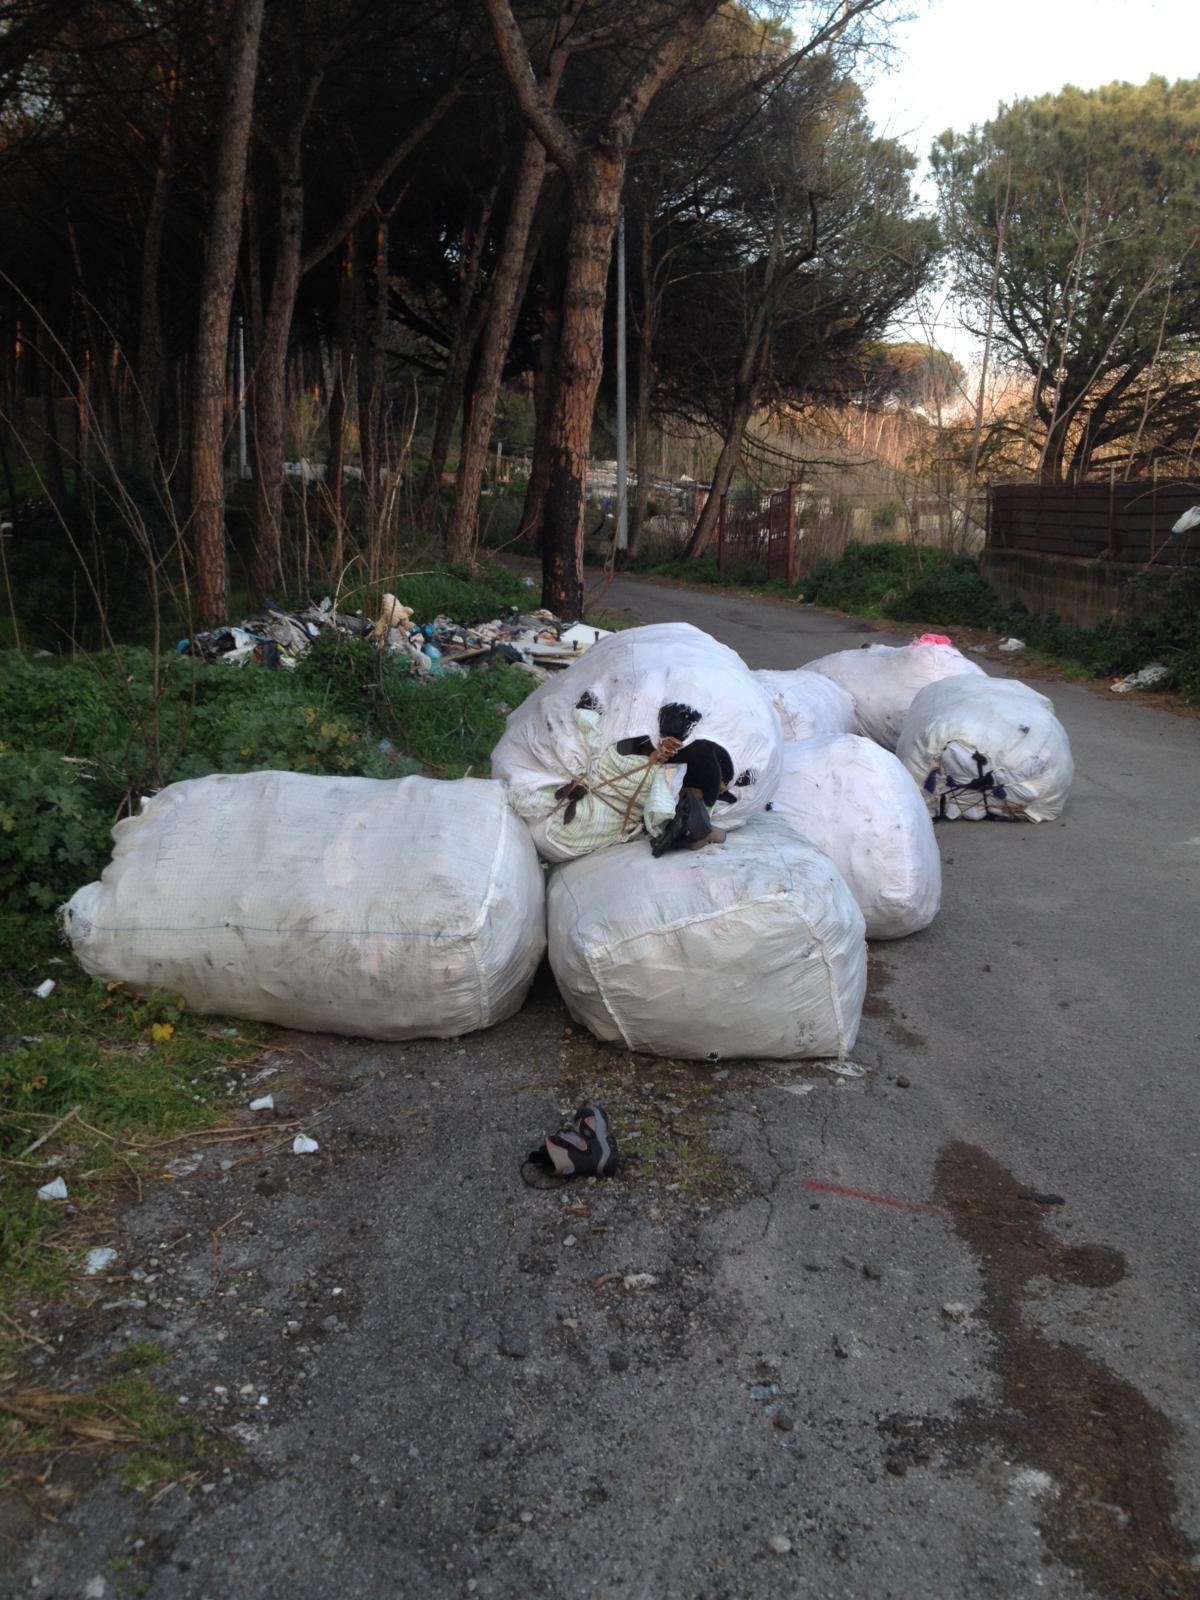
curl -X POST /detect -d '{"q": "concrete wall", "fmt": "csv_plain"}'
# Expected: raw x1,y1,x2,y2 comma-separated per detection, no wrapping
981,548,1177,629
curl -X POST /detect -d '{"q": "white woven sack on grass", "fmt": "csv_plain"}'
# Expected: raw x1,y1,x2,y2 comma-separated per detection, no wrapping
492,622,782,862
63,772,545,1039
770,736,940,939
801,640,985,749
754,669,856,742
896,676,1073,821
547,814,866,1060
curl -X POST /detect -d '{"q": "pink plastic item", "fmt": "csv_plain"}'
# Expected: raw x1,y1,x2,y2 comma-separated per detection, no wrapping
913,633,952,646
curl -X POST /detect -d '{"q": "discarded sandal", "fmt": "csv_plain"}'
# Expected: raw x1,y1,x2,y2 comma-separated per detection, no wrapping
524,1103,619,1182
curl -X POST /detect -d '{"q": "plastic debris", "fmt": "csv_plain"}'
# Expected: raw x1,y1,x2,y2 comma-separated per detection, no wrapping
1171,506,1200,534
178,590,611,682
32,978,56,999
37,1176,68,1201
292,1134,319,1155
1111,663,1170,694
249,1094,274,1112
823,1060,866,1079
942,1301,971,1322
622,1273,658,1291
84,1247,118,1275
997,637,1026,653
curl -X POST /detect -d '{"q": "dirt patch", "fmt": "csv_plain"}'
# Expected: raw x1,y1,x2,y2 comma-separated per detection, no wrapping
935,1141,1198,1600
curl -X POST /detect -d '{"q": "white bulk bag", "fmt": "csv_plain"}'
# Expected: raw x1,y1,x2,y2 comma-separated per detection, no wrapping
754,669,857,742
896,676,1073,821
769,736,940,939
492,622,782,862
547,815,865,1060
801,640,985,749
63,772,545,1040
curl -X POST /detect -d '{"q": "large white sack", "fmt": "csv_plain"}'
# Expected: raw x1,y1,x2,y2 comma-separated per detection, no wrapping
754,669,857,742
492,622,782,862
63,772,545,1040
547,815,866,1060
769,736,940,939
801,639,985,749
896,676,1073,822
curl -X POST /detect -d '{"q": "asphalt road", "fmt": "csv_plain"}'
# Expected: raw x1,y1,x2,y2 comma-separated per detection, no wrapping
8,576,1199,1600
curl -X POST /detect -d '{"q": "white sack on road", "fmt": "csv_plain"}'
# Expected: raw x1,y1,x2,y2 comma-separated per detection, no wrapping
63,772,545,1039
896,676,1073,821
547,815,865,1060
801,639,984,749
754,669,857,742
770,735,941,939
492,622,782,862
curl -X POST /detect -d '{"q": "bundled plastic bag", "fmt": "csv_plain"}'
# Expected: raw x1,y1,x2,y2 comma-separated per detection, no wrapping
63,773,545,1039
896,676,1073,821
801,638,985,749
769,736,940,939
754,669,856,742
547,815,866,1060
493,622,782,862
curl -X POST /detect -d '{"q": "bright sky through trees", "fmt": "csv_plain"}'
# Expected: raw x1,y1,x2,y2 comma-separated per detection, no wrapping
860,0,1194,363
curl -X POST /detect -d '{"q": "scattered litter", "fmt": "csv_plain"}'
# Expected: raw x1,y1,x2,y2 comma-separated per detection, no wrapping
292,1135,319,1155
84,1247,118,1275
941,1301,971,1322
37,1176,68,1201
1011,1467,1057,1498
257,1394,269,1407
249,1094,274,1112
1171,506,1200,534
824,1060,866,1079
767,1535,792,1556
622,1273,658,1291
749,1384,778,1401
179,589,609,681
780,1082,815,1097
833,1329,862,1359
997,637,1026,653
1111,663,1170,694
525,1103,618,1180
1020,1188,1066,1206
32,979,56,999
163,1154,202,1178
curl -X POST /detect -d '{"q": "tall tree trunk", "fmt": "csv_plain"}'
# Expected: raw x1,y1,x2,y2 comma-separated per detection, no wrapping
682,319,770,558
540,152,625,616
446,132,550,566
134,64,180,480
326,237,354,573
416,187,497,528
249,157,307,603
188,0,266,625
517,261,563,548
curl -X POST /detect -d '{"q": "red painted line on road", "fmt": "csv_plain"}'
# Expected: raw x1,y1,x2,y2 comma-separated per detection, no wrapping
802,1178,952,1220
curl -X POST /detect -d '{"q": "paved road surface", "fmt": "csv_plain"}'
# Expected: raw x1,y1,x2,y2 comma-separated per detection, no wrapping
8,577,1199,1600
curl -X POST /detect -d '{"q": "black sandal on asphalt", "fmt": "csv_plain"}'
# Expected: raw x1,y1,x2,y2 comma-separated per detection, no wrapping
523,1103,619,1184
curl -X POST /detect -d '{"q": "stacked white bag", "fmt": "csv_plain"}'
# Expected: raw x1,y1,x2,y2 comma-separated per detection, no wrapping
897,676,1073,821
63,772,545,1040
754,669,857,742
547,815,866,1060
492,622,782,862
769,736,941,939
801,639,985,749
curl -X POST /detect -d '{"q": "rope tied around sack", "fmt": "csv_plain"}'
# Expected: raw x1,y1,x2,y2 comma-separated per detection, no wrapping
551,735,683,834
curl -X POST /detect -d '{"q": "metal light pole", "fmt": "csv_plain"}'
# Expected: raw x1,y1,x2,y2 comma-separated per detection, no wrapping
615,207,628,554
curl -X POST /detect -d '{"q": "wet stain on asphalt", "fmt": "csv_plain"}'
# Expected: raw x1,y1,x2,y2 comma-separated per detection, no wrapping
864,952,928,1051
935,1141,1198,1600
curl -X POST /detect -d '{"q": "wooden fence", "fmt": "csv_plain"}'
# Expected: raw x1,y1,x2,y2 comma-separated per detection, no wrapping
986,478,1200,565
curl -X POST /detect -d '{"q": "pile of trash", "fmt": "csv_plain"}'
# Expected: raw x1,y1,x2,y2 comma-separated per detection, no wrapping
182,589,611,682
64,618,1076,1063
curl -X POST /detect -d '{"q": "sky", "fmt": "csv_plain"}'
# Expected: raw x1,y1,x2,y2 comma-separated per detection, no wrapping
858,0,1197,358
